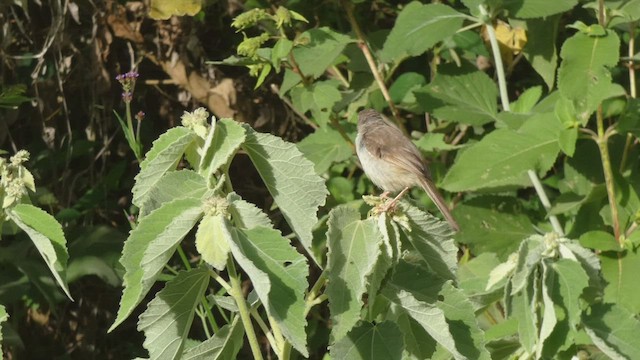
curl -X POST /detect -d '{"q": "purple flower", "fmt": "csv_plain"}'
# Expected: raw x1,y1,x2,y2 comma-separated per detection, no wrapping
116,70,140,103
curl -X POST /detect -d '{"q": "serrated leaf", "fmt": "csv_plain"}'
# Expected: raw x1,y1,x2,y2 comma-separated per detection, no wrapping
139,170,208,217
442,112,562,192
292,27,352,79
132,127,197,208
583,303,640,360
242,126,327,264
330,321,404,360
290,81,342,126
399,203,457,280
415,71,498,126
137,268,210,360
454,196,533,259
297,127,353,174
8,204,72,300
110,198,203,332
226,192,272,229
579,231,620,252
195,215,229,271
221,221,309,356
326,206,383,341
510,277,537,354
558,30,624,120
537,262,558,359
200,118,246,180
182,317,244,360
380,2,466,63
549,259,588,330
511,235,544,295
511,86,543,113
600,246,640,313
383,262,465,359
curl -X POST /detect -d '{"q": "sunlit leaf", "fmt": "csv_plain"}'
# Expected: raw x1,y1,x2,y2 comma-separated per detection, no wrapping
330,321,404,360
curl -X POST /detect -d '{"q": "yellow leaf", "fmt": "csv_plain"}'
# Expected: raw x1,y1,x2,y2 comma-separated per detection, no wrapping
482,20,527,67
148,0,202,20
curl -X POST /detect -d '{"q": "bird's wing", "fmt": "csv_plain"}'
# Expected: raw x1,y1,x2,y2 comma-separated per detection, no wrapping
366,122,428,177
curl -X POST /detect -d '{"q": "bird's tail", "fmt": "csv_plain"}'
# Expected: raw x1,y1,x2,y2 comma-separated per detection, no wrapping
419,177,460,232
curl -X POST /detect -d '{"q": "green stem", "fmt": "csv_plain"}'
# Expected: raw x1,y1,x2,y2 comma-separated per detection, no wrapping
200,294,220,333
481,4,564,235
596,106,621,243
621,22,637,173
227,258,264,360
176,245,192,270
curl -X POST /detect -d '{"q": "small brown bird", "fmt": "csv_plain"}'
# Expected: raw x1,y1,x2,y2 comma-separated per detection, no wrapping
355,109,459,231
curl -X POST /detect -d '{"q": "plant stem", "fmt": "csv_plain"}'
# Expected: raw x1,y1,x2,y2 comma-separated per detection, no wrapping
481,4,564,235
342,0,405,130
621,22,637,173
200,294,220,333
227,258,264,360
596,106,621,243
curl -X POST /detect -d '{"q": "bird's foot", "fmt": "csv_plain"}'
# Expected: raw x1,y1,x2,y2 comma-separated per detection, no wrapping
374,187,411,214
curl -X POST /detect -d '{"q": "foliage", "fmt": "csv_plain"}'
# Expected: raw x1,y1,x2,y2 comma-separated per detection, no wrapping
2,0,640,359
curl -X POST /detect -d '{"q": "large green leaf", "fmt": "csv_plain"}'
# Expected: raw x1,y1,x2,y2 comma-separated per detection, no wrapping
453,196,533,260
600,247,640,313
138,268,210,360
139,170,207,217
558,30,625,121
399,203,457,281
8,204,71,300
110,198,203,331
380,2,466,63
242,126,327,263
382,262,464,359
182,317,244,360
330,321,404,360
226,192,272,229
222,221,309,356
290,81,342,126
548,259,588,330
292,27,352,79
132,127,197,209
537,262,558,359
414,71,498,126
199,118,246,180
442,112,562,192
509,275,537,354
297,127,353,174
583,303,640,359
326,206,383,341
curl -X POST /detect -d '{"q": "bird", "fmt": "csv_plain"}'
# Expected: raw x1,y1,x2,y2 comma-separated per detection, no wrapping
355,109,460,231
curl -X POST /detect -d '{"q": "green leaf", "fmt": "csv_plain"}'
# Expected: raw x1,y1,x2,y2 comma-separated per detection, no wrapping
132,127,197,208
442,112,562,192
579,231,620,252
537,262,558,358
0,304,8,345
330,321,404,360
149,0,201,20
182,317,244,360
139,170,208,217
509,276,537,354
453,196,534,260
272,38,293,69
380,2,466,63
195,215,229,271
558,128,578,157
503,0,577,19
8,204,72,300
458,252,503,296
290,81,342,126
518,17,559,90
138,268,210,360
510,86,543,113
292,27,352,79
414,133,462,153
242,126,327,263
110,198,204,332
200,118,246,181
549,259,589,329
222,222,309,356
414,71,498,126
399,203,458,280
391,310,437,359
600,246,640,313
510,235,544,295
583,303,640,359
383,262,464,359
227,192,272,229
389,72,426,104
326,206,383,340
618,98,640,138
558,30,625,120
297,127,353,174
437,283,491,359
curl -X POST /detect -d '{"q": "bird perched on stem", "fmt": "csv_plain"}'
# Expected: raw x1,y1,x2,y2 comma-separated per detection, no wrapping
355,109,460,232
